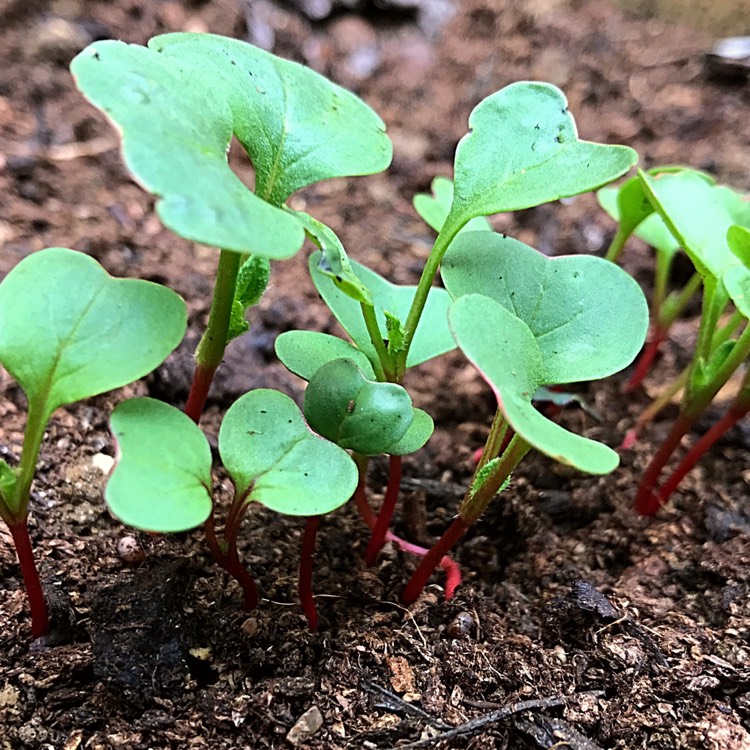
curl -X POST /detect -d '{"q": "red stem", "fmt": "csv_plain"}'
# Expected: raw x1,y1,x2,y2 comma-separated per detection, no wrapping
299,516,321,632
401,516,469,605
625,326,667,393
7,520,49,638
353,477,462,599
184,364,217,425
364,455,402,567
203,505,259,611
654,401,750,511
634,412,695,515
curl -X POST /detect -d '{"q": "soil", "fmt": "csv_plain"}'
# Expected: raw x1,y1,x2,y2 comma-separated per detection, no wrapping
1,0,750,748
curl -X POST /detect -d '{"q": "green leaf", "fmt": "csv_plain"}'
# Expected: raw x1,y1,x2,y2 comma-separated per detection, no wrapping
728,225,750,267
724,263,750,319
0,460,17,506
470,459,511,497
449,295,620,474
386,408,434,455
639,169,739,280
294,212,373,305
107,398,213,532
384,311,406,359
414,177,491,234
309,251,455,368
0,248,187,420
441,231,649,384
275,330,376,381
219,389,357,516
303,359,414,455
445,82,636,231
598,177,680,259
227,254,271,341
150,33,392,206
71,41,305,258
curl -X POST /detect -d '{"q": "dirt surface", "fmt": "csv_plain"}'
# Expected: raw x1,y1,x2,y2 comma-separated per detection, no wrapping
1,0,750,748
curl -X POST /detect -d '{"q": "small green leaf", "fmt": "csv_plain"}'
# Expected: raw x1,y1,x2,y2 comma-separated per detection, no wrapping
639,169,739,280
414,177,491,234
445,83,636,231
310,251,455,369
219,389,357,516
107,398,213,532
449,295,620,474
470,459,511,497
0,248,187,420
71,41,305,258
303,359,414,455
724,262,750,319
294,212,373,305
275,330,376,381
0,460,17,505
150,33,392,206
387,408,434,455
384,311,406,359
227,254,271,341
728,225,750,267
441,232,649,384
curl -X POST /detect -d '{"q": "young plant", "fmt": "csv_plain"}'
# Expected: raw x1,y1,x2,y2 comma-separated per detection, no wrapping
621,171,750,514
71,34,392,611
106,391,358,631
277,81,641,599
599,168,750,392
0,247,186,637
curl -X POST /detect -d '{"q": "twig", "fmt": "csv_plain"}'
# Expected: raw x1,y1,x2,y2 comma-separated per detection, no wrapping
387,692,604,750
361,678,451,731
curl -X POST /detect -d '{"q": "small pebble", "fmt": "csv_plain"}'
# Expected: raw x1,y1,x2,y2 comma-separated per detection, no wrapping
241,617,258,637
91,452,115,475
447,611,474,639
286,706,324,746
116,536,145,564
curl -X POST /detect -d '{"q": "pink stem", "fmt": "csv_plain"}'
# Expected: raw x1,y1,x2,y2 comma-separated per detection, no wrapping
625,326,667,393
299,516,321,632
654,401,750,510
364,455,402,566
401,516,469,605
634,412,695,515
353,477,461,599
7,520,49,638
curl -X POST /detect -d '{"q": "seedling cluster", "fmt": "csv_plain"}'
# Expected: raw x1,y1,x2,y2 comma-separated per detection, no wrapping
1,30,742,638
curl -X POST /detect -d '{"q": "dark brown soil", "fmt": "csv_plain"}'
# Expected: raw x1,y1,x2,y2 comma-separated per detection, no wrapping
1,0,750,748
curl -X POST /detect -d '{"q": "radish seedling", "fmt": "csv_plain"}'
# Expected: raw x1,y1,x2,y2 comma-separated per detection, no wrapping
0,248,186,637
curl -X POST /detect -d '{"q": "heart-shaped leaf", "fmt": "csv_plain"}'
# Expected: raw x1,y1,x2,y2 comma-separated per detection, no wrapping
72,41,305,258
639,169,739,280
449,294,619,474
151,33,392,206
107,398,213,532
0,248,187,420
219,389,358,516
309,251,455,368
275,331,376,380
444,82,636,233
441,232,649,384
303,359,414,455
414,177,491,234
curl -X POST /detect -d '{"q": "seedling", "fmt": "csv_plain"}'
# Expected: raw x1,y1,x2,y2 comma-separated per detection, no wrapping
106,391,358,631
0,247,186,637
599,168,750,392
616,170,750,514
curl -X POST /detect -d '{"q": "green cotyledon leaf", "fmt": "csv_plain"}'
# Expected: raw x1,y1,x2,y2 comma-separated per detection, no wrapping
219,389,358,516
150,33,392,206
309,251,455,369
0,247,187,422
275,331,376,381
303,358,414,455
449,294,620,474
107,398,213,533
443,82,637,233
71,40,304,258
441,231,649,384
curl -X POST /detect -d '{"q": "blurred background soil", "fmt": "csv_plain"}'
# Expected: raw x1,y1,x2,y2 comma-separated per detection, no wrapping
0,0,749,748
